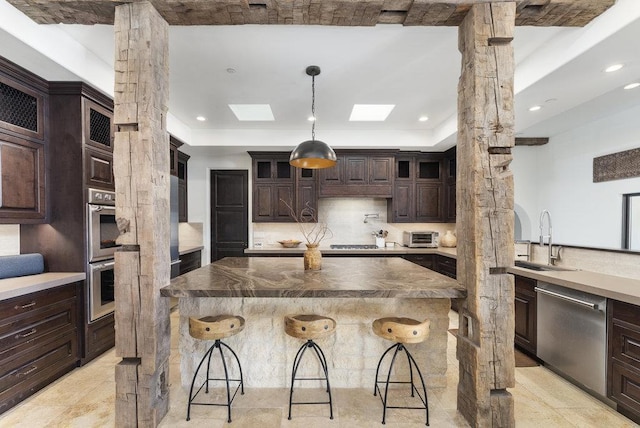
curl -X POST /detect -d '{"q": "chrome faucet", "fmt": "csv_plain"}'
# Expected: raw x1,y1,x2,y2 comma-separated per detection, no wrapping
539,210,560,265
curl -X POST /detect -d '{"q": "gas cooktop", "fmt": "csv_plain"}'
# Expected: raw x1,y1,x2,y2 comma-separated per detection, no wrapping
329,244,379,250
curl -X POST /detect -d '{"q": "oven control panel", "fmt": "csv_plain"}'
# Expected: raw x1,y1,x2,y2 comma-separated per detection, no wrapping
88,188,116,206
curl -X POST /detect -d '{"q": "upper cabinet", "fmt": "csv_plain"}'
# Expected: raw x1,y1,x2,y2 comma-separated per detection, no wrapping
318,150,395,198
388,148,455,223
250,152,296,222
0,57,48,223
83,99,114,152
177,151,190,222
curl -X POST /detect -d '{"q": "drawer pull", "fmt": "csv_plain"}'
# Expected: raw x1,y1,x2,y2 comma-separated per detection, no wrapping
16,328,37,339
15,301,36,310
19,366,38,377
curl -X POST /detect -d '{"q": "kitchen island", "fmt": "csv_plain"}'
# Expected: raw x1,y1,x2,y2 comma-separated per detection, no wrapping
161,256,465,390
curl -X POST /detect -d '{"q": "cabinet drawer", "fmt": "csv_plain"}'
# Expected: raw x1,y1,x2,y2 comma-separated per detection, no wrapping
0,330,77,413
0,300,76,360
610,361,640,413
84,313,115,362
611,321,640,367
402,254,434,269
0,285,77,323
435,255,457,278
180,251,201,275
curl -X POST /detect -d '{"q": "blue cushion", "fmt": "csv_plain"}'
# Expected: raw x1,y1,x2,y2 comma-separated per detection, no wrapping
0,253,45,279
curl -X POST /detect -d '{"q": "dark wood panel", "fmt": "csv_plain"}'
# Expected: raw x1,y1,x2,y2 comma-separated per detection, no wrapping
391,183,413,222
0,136,46,222
179,250,201,275
402,254,434,269
610,362,640,424
275,185,294,220
253,184,273,220
84,146,114,190
344,155,367,184
82,98,114,152
369,156,393,185
514,275,537,355
415,183,443,222
83,312,115,363
211,170,248,262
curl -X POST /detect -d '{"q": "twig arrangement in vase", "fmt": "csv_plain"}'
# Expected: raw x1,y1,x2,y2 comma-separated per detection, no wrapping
281,199,332,270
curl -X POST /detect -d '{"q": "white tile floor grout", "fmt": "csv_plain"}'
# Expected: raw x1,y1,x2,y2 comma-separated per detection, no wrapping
0,310,636,427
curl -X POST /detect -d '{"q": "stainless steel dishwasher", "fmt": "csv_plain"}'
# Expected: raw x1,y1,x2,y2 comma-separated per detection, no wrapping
536,281,608,400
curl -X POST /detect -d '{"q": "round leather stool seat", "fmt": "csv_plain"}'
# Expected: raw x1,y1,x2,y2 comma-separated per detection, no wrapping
372,317,430,344
189,315,245,341
285,314,336,340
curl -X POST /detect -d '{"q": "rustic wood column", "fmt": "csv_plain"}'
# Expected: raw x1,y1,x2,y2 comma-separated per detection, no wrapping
113,2,171,426
456,3,516,427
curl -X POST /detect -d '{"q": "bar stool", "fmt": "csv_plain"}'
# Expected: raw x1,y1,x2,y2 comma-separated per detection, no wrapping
186,315,245,423
284,314,336,420
372,317,430,426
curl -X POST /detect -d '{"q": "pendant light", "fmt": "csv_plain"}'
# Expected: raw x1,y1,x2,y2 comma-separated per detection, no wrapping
289,65,337,169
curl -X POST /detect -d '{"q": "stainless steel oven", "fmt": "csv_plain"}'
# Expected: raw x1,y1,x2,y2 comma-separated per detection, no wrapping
88,259,115,322
87,188,120,262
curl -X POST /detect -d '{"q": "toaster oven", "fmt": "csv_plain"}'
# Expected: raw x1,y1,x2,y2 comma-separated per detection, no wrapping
402,231,439,248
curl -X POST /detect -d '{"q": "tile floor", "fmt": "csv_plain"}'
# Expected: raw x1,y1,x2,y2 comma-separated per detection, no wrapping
0,310,636,427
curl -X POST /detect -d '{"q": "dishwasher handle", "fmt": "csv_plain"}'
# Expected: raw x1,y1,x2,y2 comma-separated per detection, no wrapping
534,286,599,310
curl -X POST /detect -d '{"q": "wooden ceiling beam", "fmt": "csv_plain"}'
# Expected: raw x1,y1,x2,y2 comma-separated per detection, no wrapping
6,0,615,26
515,137,549,146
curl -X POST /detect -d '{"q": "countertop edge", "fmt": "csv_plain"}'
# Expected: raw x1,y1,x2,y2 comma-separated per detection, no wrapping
244,247,458,258
0,272,86,301
508,266,640,307
179,245,204,255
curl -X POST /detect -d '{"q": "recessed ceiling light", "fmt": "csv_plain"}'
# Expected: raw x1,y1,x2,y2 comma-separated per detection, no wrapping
349,104,395,121
226,68,236,74
624,82,640,90
307,116,315,122
418,116,429,122
605,64,623,73
228,104,274,121
529,105,541,112
196,116,206,121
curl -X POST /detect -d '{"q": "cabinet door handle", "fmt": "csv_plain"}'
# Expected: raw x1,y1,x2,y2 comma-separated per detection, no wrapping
15,301,36,310
19,366,38,377
16,328,37,339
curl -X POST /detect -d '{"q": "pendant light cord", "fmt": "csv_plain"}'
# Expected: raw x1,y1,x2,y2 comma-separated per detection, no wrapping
311,74,316,141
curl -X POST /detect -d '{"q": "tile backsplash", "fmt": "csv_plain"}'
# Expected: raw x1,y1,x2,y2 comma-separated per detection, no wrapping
0,225,20,256
252,198,456,248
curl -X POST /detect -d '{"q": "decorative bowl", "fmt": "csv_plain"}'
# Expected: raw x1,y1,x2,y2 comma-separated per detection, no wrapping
278,240,302,248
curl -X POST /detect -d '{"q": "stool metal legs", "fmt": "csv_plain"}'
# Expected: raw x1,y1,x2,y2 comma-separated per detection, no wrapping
288,339,334,420
187,339,244,423
374,342,429,426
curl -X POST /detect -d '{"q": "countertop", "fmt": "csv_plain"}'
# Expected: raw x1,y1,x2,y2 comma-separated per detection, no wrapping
179,245,203,255
244,245,458,258
0,272,86,301
161,256,466,299
509,266,640,307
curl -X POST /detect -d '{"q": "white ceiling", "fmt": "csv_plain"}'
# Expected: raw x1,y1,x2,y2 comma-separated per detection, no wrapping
1,0,639,150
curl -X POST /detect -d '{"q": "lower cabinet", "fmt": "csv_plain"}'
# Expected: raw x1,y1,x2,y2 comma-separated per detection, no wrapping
180,250,202,275
608,299,640,424
402,254,434,270
0,282,81,415
83,313,115,364
514,275,537,355
435,255,457,279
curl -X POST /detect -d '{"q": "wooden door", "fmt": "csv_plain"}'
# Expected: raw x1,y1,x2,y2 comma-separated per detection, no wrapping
514,276,537,355
210,170,248,262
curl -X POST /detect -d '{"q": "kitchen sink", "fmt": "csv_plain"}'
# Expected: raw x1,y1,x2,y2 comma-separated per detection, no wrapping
514,260,578,271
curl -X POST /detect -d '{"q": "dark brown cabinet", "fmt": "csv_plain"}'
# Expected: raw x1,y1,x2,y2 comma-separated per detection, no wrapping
249,152,302,222
608,299,640,424
0,57,48,224
179,250,202,275
402,254,435,270
444,147,456,223
435,254,457,279
21,82,116,364
0,282,81,415
389,153,448,223
178,151,189,222
514,275,537,355
318,151,395,197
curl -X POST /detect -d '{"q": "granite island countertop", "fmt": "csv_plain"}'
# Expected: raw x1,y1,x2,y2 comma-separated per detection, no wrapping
161,256,465,299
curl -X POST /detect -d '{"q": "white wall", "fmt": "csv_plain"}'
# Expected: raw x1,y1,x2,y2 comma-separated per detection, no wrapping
513,103,640,249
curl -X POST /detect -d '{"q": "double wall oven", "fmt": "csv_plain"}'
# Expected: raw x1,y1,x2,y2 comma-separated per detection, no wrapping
87,188,120,322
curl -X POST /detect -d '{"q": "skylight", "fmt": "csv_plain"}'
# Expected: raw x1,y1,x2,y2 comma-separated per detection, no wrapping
228,104,275,121
349,104,395,121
